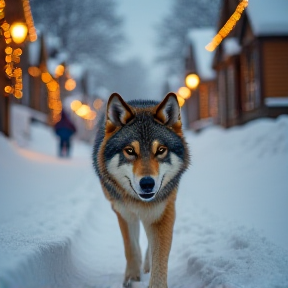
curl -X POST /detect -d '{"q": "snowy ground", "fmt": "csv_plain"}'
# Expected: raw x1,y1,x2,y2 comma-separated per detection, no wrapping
0,115,288,288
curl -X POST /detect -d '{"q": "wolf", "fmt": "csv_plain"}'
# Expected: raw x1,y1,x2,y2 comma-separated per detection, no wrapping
92,92,190,288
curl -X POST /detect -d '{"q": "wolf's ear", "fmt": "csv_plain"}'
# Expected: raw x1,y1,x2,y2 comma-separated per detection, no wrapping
107,93,134,126
155,92,181,126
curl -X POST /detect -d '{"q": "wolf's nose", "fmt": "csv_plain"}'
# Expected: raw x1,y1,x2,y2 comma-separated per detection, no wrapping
139,177,155,193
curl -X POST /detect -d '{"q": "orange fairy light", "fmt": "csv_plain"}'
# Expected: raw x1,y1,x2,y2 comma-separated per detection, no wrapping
41,72,52,83
76,104,90,118
65,78,76,91
55,64,65,77
178,86,191,100
93,98,103,110
14,89,22,99
5,46,12,54
4,85,13,94
70,100,82,112
28,66,41,77
176,95,185,107
22,0,37,42
205,0,248,51
83,110,97,120
47,80,58,92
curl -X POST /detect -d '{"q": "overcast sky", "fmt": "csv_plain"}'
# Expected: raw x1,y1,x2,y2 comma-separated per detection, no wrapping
117,0,172,66
116,0,173,98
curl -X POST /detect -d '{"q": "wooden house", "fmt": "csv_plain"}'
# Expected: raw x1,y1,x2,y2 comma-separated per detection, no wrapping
27,32,49,114
0,0,30,136
213,0,288,127
184,28,218,130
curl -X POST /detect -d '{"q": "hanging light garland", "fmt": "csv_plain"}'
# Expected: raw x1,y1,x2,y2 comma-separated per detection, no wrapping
205,0,248,52
22,0,37,42
41,71,62,123
0,0,37,99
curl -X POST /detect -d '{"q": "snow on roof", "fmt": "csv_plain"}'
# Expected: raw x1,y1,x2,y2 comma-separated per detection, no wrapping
187,28,216,81
247,0,288,36
223,37,241,57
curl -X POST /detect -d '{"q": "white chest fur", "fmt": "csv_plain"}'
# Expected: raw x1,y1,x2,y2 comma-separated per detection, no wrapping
113,200,167,225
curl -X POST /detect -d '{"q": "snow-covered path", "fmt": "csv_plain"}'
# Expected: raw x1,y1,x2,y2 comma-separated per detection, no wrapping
1,117,288,288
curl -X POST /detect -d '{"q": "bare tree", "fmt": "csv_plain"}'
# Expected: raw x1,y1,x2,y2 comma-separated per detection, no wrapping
156,0,221,74
30,0,124,67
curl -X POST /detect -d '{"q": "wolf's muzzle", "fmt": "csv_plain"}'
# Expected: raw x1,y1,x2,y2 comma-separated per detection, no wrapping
140,177,155,193
139,176,155,200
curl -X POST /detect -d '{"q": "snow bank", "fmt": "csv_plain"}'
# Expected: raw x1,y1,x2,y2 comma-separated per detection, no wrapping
0,116,288,288
0,124,95,287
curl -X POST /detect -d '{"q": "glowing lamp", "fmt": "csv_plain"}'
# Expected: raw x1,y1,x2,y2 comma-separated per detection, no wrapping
185,73,200,90
10,22,28,44
177,86,191,100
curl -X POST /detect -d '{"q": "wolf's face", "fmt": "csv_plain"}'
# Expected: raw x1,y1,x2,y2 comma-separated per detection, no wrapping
101,93,189,202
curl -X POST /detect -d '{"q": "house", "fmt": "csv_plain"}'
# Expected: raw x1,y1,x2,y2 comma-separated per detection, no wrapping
0,0,34,136
27,32,68,117
213,0,288,127
184,28,218,130
27,32,49,114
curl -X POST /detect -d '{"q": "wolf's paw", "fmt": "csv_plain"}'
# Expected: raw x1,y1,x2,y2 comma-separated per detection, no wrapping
123,274,141,287
123,265,141,287
143,258,150,274
143,246,150,274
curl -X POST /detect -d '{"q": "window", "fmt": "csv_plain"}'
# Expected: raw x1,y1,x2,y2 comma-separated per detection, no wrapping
242,48,260,111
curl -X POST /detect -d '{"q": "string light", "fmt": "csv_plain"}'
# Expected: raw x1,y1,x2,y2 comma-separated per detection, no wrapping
40,71,62,123
71,100,82,111
178,86,191,100
65,78,76,91
1,0,37,99
205,0,248,52
176,95,185,107
93,98,103,110
0,0,5,21
28,66,41,77
54,64,65,78
22,0,37,42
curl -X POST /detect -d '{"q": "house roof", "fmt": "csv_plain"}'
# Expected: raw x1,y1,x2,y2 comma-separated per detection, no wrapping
247,0,288,36
187,28,216,81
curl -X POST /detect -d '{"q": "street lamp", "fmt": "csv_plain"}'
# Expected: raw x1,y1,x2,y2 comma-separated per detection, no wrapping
185,73,200,90
10,22,28,44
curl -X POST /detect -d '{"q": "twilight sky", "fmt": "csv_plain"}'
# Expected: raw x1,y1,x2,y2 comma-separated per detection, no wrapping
116,0,173,98
117,0,172,65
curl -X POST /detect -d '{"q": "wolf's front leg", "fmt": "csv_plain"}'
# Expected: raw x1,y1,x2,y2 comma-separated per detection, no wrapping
145,200,175,288
114,210,142,286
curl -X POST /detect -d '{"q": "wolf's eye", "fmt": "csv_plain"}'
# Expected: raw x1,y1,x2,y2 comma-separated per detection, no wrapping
156,146,167,156
124,147,136,156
